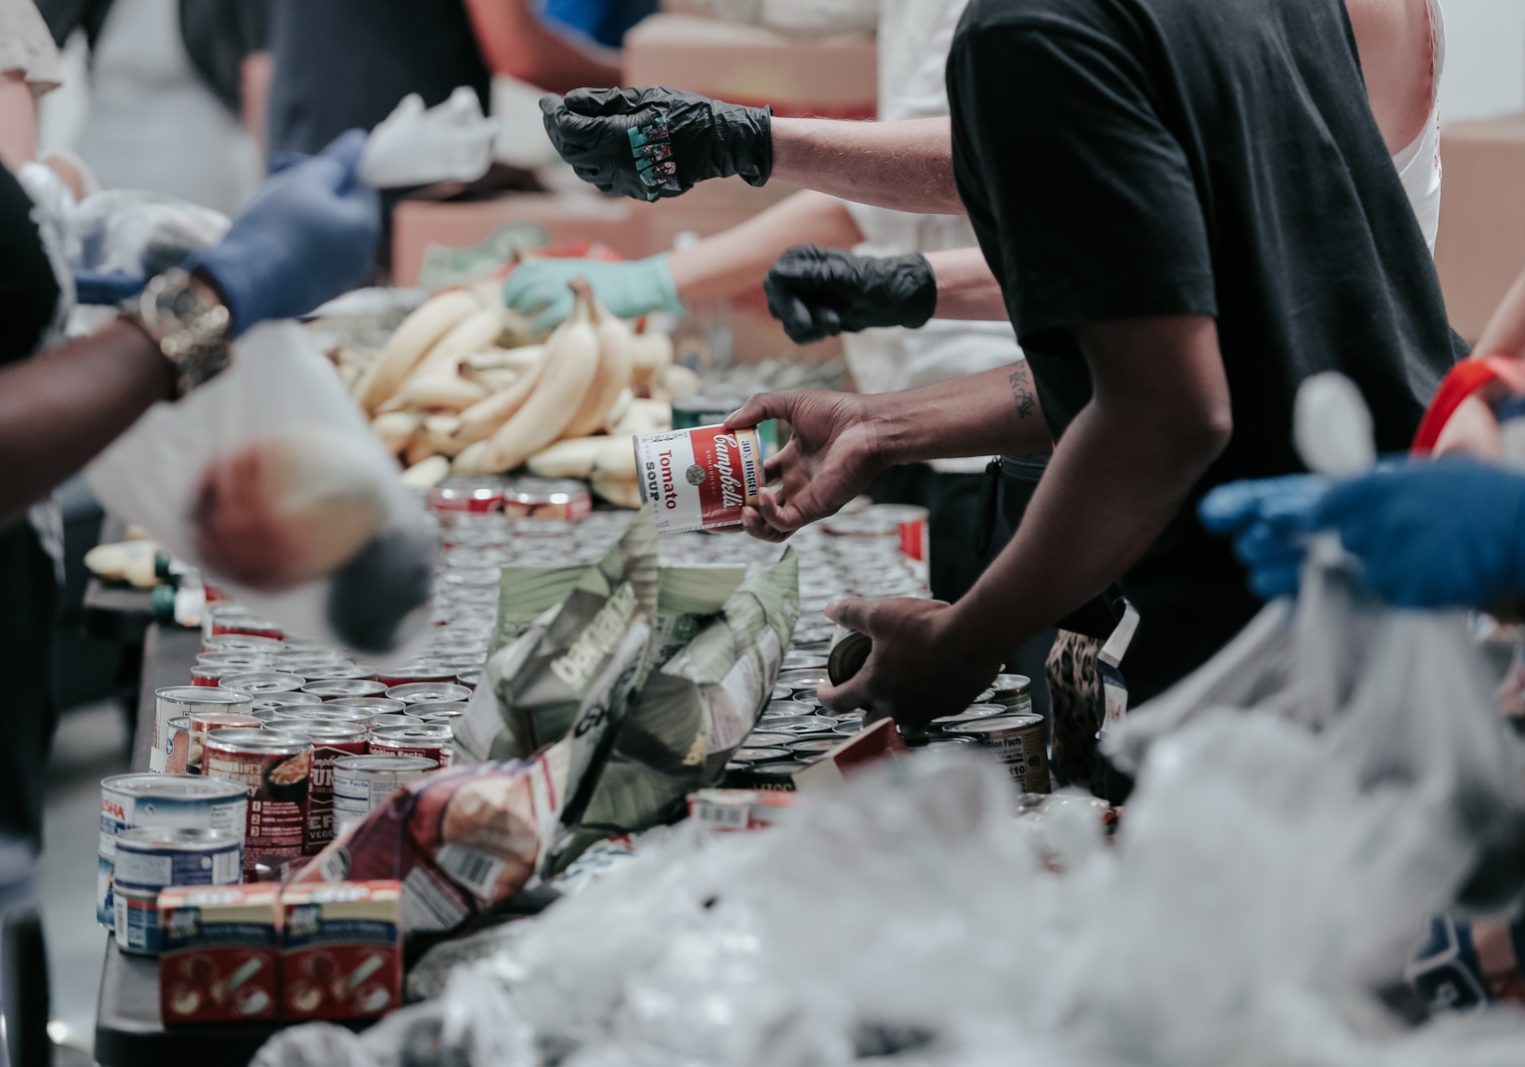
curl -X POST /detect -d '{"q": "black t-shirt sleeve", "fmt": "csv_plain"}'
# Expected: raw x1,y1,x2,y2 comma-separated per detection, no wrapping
0,167,61,367
948,21,1217,343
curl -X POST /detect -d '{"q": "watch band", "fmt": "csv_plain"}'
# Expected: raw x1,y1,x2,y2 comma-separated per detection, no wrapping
124,268,233,400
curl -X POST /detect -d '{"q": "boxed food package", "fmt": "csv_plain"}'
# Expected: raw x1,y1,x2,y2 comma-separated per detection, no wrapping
159,884,281,1026
686,788,798,831
280,882,402,1022
1435,115,1525,342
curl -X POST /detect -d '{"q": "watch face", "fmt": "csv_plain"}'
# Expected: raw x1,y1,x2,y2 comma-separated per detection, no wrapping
164,283,203,320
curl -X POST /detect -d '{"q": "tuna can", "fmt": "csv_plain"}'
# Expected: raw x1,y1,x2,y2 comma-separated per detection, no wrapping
634,424,765,534
219,671,304,695
385,682,471,706
301,679,387,700
503,477,593,521
375,665,458,688
152,687,254,768
765,715,841,735
186,710,264,774
262,723,368,854
368,723,453,767
769,684,792,702
113,827,242,895
151,716,192,774
922,704,1012,737
788,737,842,757
456,670,481,689
332,755,438,835
950,714,1051,794
826,630,872,686
763,700,816,720
367,713,424,732
743,732,797,748
202,730,313,878
428,476,507,515
97,774,246,926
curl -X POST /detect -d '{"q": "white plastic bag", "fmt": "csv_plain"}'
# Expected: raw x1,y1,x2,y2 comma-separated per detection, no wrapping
359,87,499,190
85,321,436,654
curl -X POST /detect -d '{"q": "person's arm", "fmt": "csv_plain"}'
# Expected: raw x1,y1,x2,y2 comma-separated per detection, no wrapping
0,320,173,524
464,0,621,94
767,117,963,215
1476,269,1525,360
948,315,1230,652
0,71,38,169
670,191,863,302
820,315,1232,719
503,190,863,329
924,248,1009,321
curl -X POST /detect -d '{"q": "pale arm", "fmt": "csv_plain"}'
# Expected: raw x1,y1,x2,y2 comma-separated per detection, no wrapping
463,0,621,94
924,247,1010,321
769,117,964,215
946,315,1232,659
241,52,273,159
668,190,863,304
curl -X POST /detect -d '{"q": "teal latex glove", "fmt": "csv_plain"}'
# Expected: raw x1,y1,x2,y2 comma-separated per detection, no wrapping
502,254,683,333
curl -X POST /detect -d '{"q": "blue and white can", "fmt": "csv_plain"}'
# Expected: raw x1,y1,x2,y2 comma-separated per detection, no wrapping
97,774,246,926
111,827,243,955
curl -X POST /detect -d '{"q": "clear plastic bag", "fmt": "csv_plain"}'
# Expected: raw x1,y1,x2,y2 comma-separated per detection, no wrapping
84,321,437,654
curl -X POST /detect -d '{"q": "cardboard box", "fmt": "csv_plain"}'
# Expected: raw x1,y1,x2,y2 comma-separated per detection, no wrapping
622,14,876,120
280,881,402,1022
1435,115,1525,342
159,885,281,1026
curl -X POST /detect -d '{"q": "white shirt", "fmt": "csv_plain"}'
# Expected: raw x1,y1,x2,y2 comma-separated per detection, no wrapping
1391,0,1445,252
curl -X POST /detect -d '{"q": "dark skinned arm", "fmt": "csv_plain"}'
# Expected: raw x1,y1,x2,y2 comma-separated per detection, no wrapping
821,315,1232,720
0,319,172,525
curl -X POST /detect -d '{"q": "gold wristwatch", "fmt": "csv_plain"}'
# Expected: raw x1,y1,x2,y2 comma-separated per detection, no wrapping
124,268,234,400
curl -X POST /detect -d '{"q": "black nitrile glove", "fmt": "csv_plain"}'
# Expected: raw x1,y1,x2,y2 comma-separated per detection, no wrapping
764,245,937,344
539,87,772,202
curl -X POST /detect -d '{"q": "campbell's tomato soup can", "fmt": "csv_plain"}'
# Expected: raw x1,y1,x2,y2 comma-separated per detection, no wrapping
186,710,264,774
323,697,407,716
368,723,453,767
195,652,273,673
249,692,321,715
264,723,368,854
367,713,424,732
428,476,506,515
410,701,468,724
219,672,304,695
375,664,458,688
633,424,765,533
206,606,284,641
272,706,376,728
201,635,283,657
868,504,930,583
203,730,312,877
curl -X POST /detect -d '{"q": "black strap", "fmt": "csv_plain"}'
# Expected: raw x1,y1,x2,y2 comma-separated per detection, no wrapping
974,457,1001,559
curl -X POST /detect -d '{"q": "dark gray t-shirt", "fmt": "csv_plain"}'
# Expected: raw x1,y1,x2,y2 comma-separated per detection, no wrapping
948,0,1460,701
268,0,491,157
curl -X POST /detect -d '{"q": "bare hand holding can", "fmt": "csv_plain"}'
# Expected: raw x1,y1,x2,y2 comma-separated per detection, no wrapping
724,391,888,543
818,596,1001,729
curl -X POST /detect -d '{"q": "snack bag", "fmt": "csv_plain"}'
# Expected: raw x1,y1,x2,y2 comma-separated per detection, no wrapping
303,516,657,936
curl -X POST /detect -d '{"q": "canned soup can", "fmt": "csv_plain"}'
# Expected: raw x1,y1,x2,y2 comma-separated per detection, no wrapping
368,723,453,767
203,730,312,878
952,714,1051,795
97,774,246,926
634,424,765,534
186,710,264,774
302,678,388,700
153,686,253,766
264,723,369,854
332,755,437,834
385,682,470,706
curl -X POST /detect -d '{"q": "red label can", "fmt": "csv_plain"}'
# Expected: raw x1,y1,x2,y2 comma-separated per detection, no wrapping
202,730,312,877
634,424,764,533
264,723,368,855
185,710,263,774
428,476,506,515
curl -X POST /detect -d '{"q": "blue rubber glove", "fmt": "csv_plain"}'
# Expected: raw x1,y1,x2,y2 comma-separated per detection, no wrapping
182,130,380,336
502,254,683,333
1199,474,1329,601
1203,459,1525,609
